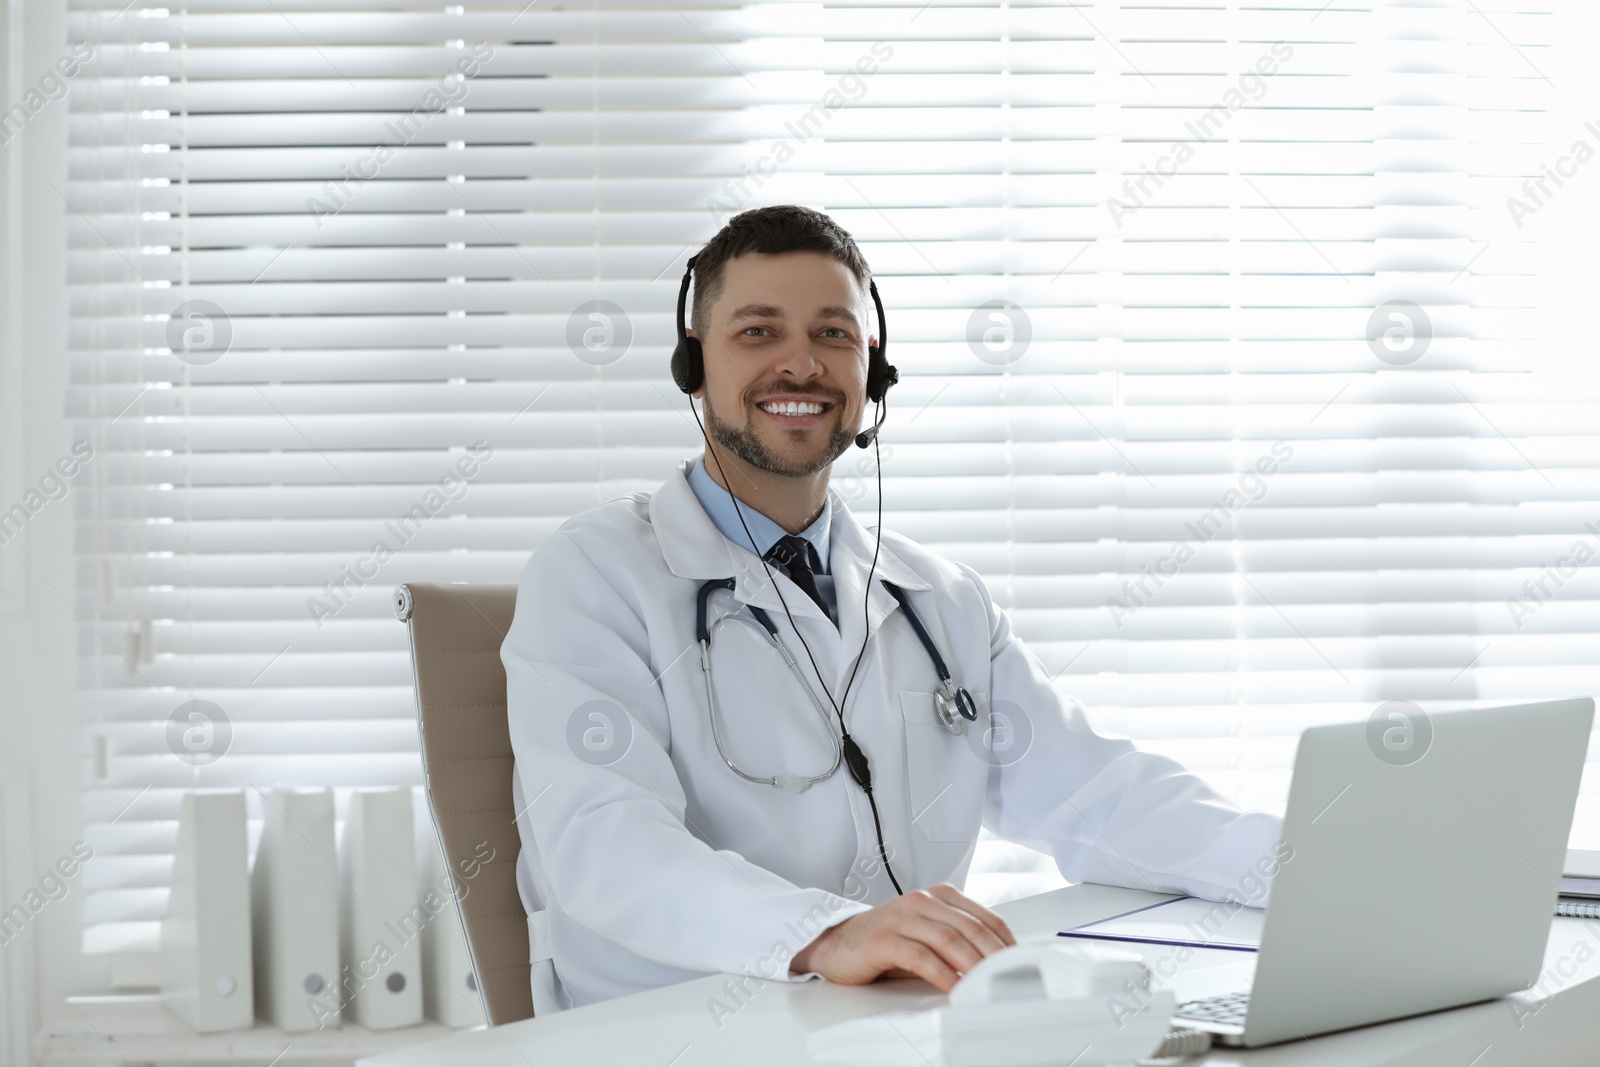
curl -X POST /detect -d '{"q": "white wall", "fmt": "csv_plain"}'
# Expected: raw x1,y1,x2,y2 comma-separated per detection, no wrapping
0,0,112,1044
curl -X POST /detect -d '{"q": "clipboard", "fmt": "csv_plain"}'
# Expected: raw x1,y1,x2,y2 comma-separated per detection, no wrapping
1057,895,1265,954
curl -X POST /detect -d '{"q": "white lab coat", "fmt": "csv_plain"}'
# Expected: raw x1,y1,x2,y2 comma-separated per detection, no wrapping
502,457,1284,1014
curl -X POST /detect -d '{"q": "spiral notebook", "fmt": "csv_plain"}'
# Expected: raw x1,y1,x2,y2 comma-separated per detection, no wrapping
1556,848,1600,918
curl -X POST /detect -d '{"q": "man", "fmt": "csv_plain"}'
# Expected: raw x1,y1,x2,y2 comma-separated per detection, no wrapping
501,205,1284,1015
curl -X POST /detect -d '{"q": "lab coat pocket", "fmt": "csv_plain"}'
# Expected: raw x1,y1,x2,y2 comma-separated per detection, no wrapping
900,690,984,844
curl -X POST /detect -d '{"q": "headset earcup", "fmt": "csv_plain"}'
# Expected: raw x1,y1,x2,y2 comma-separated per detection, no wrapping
672,335,703,394
865,276,893,405
866,345,897,405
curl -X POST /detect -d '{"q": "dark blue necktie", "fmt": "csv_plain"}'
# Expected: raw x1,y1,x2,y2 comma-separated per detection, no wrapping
765,534,829,617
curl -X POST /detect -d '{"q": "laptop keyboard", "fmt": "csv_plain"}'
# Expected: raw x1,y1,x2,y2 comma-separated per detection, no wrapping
1175,990,1251,1027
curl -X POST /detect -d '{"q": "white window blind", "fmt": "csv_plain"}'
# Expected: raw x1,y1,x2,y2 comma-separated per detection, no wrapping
64,0,1586,964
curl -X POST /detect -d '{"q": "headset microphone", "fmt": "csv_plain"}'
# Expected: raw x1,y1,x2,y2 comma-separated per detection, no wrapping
854,403,887,449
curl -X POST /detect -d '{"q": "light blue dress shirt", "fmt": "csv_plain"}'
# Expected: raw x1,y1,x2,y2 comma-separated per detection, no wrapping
684,454,838,625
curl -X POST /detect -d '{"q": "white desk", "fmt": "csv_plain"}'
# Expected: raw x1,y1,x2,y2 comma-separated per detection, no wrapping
357,884,1600,1067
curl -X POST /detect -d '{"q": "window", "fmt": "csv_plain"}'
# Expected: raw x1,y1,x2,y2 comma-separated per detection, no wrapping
66,1,1578,962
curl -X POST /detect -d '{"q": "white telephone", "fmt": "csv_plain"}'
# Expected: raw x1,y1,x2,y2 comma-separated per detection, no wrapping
805,935,1175,1067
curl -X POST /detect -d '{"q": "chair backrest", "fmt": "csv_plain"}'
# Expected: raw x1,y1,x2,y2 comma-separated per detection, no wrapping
394,582,533,1026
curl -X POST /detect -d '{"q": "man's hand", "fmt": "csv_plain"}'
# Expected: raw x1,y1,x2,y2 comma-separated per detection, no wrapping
788,882,1016,992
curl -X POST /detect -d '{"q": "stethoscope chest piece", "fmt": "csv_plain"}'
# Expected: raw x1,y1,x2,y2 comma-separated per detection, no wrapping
934,683,980,735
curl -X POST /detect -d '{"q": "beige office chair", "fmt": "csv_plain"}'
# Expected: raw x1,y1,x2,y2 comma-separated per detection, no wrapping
395,582,534,1025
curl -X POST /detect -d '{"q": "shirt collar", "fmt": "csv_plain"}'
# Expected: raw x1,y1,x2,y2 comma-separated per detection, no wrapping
684,453,833,574
651,457,932,632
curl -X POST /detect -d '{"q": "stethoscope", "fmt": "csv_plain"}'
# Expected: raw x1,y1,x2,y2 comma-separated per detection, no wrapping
695,576,979,794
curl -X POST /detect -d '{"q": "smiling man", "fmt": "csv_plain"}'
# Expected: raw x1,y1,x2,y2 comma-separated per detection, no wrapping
500,205,1286,1015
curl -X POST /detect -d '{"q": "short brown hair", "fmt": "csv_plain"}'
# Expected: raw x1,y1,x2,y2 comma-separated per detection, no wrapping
690,205,872,337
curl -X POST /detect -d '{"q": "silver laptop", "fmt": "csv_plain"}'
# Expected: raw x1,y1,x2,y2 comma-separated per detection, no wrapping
1174,697,1593,1047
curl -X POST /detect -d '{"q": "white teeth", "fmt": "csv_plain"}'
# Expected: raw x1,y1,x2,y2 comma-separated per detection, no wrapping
761,400,824,416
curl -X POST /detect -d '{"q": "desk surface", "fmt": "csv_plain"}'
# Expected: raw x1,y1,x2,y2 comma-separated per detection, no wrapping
357,884,1600,1067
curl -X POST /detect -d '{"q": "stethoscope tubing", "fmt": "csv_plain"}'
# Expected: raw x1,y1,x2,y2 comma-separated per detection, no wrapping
695,576,978,791
879,581,979,723
698,578,843,791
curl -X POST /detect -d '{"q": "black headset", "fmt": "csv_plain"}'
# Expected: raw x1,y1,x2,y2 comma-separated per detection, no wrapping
670,252,908,895
672,253,898,447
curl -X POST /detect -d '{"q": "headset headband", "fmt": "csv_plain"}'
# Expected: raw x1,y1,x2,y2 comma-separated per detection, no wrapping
671,254,897,403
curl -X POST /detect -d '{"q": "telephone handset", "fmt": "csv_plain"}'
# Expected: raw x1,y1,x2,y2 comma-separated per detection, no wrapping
806,935,1176,1067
